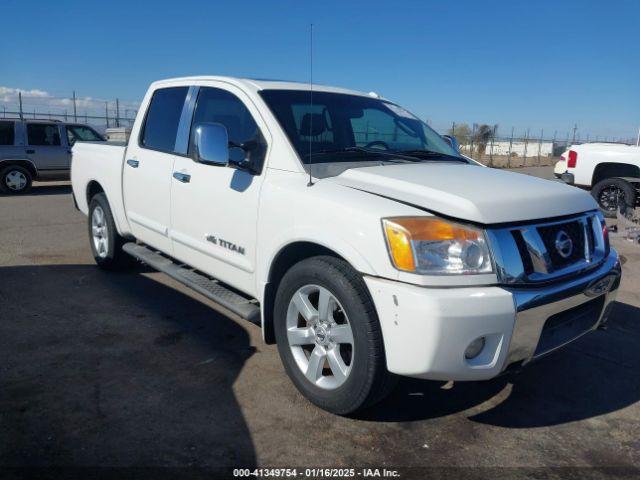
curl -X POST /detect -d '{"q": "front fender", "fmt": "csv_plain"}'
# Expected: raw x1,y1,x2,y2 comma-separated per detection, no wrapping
257,226,378,300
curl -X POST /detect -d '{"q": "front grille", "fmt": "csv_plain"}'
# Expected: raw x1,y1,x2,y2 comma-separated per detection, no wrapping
538,220,588,268
534,296,605,356
489,212,609,285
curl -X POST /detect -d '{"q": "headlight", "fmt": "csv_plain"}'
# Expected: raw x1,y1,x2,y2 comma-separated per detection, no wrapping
382,217,493,275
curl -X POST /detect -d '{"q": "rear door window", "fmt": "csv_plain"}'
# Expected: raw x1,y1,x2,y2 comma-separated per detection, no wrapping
0,121,15,145
140,87,189,153
27,124,61,146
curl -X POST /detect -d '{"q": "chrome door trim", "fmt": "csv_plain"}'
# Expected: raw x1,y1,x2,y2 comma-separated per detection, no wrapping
174,86,200,155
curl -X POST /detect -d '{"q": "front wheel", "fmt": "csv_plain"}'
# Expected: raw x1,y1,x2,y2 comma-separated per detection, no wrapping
88,193,134,271
274,256,396,415
591,178,637,218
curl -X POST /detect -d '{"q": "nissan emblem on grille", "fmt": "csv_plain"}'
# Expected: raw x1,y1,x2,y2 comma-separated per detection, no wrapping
554,230,574,259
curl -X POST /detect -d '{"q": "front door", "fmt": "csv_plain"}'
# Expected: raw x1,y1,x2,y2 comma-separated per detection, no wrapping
169,85,269,296
122,86,189,253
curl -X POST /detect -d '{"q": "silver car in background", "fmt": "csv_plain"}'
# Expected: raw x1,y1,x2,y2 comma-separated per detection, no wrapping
0,119,105,194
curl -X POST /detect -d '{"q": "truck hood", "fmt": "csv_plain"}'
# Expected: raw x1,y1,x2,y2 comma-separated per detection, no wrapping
329,163,597,224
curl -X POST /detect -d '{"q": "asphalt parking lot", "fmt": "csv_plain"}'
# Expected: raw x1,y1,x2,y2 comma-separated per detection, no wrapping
1,171,639,476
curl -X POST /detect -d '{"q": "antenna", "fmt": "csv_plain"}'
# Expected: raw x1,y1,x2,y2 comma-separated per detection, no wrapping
307,23,314,187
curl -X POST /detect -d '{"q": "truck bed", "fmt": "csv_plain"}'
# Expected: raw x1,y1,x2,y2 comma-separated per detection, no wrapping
71,141,130,235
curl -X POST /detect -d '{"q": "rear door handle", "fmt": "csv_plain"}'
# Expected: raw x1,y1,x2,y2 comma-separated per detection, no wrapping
26,149,35,154
126,159,139,168
173,172,191,183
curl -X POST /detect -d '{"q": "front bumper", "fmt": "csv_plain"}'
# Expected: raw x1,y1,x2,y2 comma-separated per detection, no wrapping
364,250,621,381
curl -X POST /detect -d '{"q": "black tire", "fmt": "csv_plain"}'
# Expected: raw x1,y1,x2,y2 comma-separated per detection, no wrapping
88,193,134,271
591,178,637,218
274,256,396,415
0,165,32,194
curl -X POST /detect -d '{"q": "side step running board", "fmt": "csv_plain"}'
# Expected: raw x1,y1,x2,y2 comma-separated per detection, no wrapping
122,243,261,325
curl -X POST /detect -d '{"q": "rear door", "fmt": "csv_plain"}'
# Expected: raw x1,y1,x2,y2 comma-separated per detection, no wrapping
25,122,70,170
122,86,189,253
0,121,23,162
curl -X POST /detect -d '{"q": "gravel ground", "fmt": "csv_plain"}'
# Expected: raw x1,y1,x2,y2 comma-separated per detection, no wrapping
0,172,638,478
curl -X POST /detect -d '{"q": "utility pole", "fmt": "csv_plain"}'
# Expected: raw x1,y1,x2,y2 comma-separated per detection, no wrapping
537,128,543,165
105,101,109,128
507,126,514,168
116,98,120,127
488,124,497,166
18,92,23,120
72,91,78,122
571,123,577,144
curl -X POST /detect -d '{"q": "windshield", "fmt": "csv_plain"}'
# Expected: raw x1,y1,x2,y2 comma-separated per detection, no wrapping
259,89,461,168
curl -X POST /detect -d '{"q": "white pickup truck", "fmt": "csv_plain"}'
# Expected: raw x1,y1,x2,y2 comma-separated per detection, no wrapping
71,76,621,414
560,143,640,217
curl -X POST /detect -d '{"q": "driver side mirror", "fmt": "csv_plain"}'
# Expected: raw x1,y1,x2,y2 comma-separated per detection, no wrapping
442,134,461,153
193,122,229,166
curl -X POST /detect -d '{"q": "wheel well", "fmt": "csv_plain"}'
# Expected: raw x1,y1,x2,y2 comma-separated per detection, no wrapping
592,162,640,186
262,242,346,344
0,160,37,178
86,181,104,205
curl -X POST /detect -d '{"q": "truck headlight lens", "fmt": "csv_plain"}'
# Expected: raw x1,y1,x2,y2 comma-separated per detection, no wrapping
382,217,493,275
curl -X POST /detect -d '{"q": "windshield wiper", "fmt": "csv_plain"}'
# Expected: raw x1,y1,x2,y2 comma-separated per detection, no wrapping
303,147,420,163
393,149,468,162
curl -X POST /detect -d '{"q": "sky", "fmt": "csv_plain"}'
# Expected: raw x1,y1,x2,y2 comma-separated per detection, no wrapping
1,0,639,140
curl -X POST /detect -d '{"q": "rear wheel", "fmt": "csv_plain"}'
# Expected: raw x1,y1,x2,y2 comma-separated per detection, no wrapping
274,256,396,415
0,165,32,194
592,178,637,218
88,193,134,270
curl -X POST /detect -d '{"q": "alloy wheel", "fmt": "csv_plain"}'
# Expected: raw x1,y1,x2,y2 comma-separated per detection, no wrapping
286,284,354,390
91,206,109,258
599,185,623,213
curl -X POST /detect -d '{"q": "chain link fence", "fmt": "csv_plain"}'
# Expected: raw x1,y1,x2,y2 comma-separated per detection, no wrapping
445,122,637,168
0,91,137,133
1,90,636,169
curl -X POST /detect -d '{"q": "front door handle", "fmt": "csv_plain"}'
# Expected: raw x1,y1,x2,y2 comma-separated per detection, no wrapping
126,159,139,168
26,149,35,154
173,172,191,183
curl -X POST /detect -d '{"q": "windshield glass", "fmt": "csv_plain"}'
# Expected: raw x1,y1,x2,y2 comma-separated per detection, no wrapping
259,89,461,168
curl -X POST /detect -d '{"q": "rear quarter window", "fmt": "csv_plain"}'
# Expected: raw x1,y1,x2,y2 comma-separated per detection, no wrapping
0,121,15,145
140,87,189,153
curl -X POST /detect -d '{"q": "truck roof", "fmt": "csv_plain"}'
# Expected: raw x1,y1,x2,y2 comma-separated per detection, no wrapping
150,76,381,99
